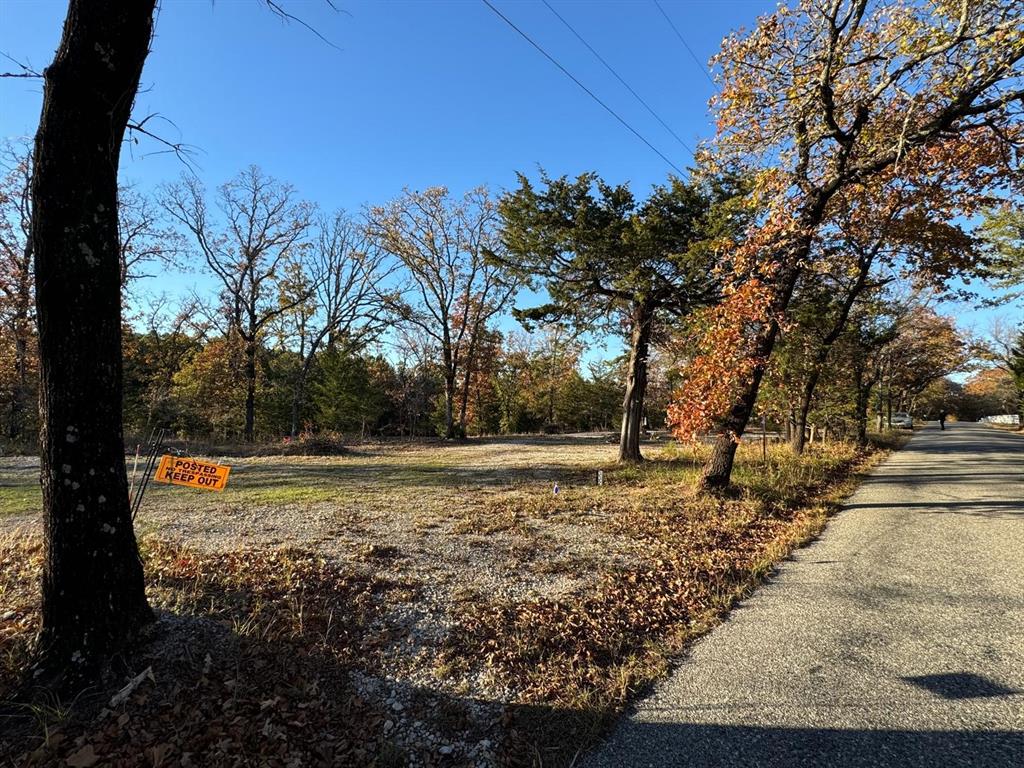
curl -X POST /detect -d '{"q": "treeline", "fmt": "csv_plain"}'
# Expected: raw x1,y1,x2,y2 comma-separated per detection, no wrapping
1,155,1021,455
118,322,635,442
4,1,1024,482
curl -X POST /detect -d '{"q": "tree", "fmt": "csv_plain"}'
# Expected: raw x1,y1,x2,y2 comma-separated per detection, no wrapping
28,0,157,687
117,184,177,292
838,296,900,446
163,167,314,441
273,211,392,437
459,326,503,436
1,141,175,443
694,0,1023,488
310,345,386,437
523,325,582,431
366,186,519,439
978,205,1024,306
916,378,964,421
499,171,746,462
171,335,249,439
980,319,1024,424
1010,329,1024,424
0,144,35,442
122,300,202,436
781,183,981,453
878,303,966,421
961,367,1019,420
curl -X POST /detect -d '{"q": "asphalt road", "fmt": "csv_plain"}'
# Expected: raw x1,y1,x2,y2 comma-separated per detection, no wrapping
585,422,1024,768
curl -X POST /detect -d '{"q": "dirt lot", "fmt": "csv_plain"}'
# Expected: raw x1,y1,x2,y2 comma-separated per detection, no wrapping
2,435,643,603
0,434,889,767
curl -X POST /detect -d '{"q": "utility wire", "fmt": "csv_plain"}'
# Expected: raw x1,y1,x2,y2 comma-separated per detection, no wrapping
480,0,687,177
652,0,716,88
541,0,694,156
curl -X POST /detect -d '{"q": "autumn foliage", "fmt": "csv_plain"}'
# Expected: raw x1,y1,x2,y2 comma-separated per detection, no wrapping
667,278,776,441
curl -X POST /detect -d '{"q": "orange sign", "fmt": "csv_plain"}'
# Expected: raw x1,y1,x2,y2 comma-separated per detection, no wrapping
154,455,231,492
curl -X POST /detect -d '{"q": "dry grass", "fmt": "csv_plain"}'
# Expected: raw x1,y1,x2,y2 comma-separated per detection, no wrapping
445,439,894,766
984,421,1024,434
0,433,898,766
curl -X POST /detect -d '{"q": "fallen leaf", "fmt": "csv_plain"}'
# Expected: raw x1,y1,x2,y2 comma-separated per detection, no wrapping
65,744,98,768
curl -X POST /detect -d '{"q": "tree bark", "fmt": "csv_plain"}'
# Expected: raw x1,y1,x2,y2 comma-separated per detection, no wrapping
244,339,257,441
31,0,156,689
791,371,819,455
443,372,457,439
700,343,774,489
618,302,653,463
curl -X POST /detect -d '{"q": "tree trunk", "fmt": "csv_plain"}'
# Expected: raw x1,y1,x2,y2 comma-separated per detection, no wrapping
790,369,820,455
701,265,799,489
9,323,28,440
618,302,653,463
700,352,772,489
876,372,885,432
457,361,473,436
244,339,257,441
699,207,832,489
31,0,156,690
790,274,868,455
444,372,456,439
290,380,303,438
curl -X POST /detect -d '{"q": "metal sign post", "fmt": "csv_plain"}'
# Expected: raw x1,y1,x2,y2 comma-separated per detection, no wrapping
761,414,767,465
130,428,165,522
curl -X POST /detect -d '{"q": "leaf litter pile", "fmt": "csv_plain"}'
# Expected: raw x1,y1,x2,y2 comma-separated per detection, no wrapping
0,439,892,767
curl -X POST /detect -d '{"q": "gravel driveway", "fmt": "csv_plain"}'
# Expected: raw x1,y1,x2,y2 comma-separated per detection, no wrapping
585,422,1024,768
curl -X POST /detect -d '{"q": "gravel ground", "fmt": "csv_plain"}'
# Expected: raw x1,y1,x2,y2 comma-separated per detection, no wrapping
1,434,654,763
585,422,1024,768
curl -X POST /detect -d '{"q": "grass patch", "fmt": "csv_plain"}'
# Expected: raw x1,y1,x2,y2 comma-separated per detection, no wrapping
0,485,40,517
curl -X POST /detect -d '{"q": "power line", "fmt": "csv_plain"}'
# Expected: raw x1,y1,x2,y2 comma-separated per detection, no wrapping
652,0,716,88
480,0,687,177
541,0,694,157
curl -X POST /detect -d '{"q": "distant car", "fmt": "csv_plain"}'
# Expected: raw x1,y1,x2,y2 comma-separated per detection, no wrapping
891,412,914,429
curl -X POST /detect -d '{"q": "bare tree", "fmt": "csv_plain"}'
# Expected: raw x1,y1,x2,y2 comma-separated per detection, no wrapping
162,166,314,441
1,144,172,443
0,142,34,441
118,184,178,290
273,211,394,436
366,187,519,438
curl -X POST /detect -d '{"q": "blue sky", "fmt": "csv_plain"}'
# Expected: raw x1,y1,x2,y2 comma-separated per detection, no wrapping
0,0,1014,361
2,0,741,205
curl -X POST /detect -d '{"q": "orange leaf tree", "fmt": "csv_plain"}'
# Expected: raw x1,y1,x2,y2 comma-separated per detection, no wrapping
687,0,1023,488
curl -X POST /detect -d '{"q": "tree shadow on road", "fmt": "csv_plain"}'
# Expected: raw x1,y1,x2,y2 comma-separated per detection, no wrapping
843,500,1023,518
584,719,1024,767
